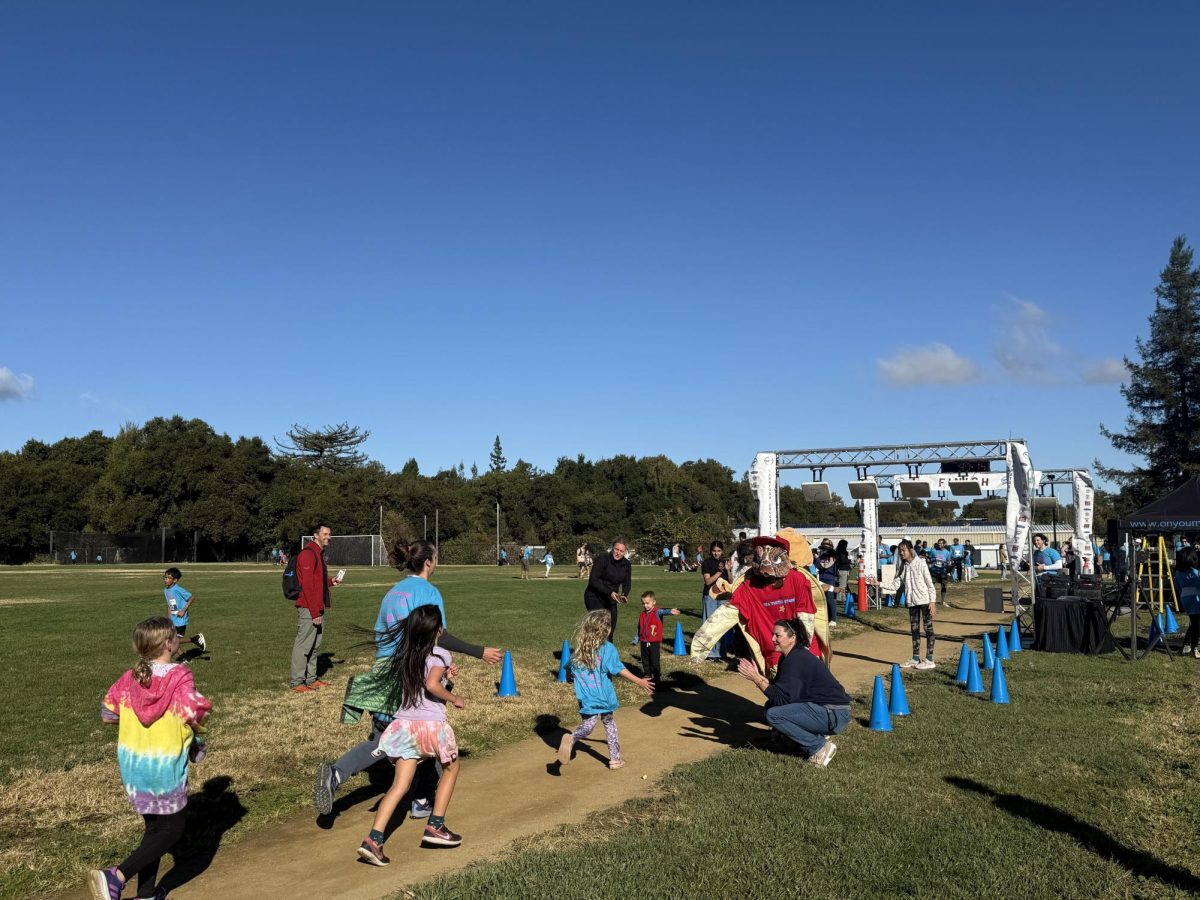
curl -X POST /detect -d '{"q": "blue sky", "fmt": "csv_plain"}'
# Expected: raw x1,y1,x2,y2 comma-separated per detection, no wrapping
2,2,1197,494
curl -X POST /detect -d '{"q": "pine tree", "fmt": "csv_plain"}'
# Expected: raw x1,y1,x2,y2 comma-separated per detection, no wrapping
1098,236,1200,506
489,436,507,472
275,422,370,470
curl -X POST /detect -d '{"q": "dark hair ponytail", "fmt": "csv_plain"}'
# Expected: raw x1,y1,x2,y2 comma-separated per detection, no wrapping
389,537,437,573
377,605,444,711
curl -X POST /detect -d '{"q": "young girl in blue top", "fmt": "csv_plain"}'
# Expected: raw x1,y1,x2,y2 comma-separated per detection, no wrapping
558,611,653,770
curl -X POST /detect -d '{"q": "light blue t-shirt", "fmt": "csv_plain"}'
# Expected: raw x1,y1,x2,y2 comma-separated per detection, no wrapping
950,543,965,560
1177,568,1200,615
1033,546,1062,574
571,642,625,714
374,576,447,658
164,584,191,627
523,546,532,560
930,548,951,571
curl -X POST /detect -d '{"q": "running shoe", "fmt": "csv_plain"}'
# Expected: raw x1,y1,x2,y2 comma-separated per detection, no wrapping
357,837,390,866
87,867,123,900
421,823,463,848
410,798,433,819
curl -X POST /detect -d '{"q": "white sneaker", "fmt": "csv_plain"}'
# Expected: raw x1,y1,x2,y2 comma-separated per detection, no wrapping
196,633,207,652
1194,646,1200,660
829,621,838,628
809,740,838,768
917,658,936,670
900,657,920,669
1182,644,1193,657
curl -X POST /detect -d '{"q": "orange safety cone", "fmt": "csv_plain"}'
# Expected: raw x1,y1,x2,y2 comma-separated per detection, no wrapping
857,573,868,612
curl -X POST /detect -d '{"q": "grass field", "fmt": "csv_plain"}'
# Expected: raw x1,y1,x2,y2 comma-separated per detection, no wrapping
2,564,1197,899
0,562,758,899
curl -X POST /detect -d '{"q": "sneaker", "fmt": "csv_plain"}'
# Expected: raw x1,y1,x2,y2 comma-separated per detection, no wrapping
421,823,463,848
357,837,390,866
314,762,338,815
1194,646,1200,660
410,798,433,819
809,740,838,768
195,633,206,652
87,867,123,900
291,684,313,693
608,758,626,770
1182,644,1193,657
311,679,331,688
557,733,573,765
900,657,920,669
828,620,837,628
917,658,936,670
134,890,168,900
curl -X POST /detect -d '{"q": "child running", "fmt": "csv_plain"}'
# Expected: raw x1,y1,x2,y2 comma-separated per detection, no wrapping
90,617,211,900
162,567,206,653
358,605,465,867
558,610,654,770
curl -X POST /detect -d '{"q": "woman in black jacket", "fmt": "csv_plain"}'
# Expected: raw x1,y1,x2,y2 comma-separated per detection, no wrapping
584,538,631,641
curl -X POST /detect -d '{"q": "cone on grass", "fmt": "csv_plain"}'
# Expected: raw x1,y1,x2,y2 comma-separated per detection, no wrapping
1165,606,1180,635
869,675,892,732
672,621,687,656
1148,617,1163,651
982,632,995,670
965,650,984,694
990,657,1010,704
997,626,1011,661
1009,617,1022,653
889,664,910,716
898,591,907,607
955,641,971,684
496,650,519,697
843,594,856,618
557,640,571,682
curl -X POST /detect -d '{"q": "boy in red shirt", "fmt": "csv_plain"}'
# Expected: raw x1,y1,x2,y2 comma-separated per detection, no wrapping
635,591,681,684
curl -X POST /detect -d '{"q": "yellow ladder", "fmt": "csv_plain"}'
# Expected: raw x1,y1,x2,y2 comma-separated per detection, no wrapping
1134,535,1179,614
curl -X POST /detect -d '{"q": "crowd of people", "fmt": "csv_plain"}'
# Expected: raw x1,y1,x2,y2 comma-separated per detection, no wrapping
98,523,1200,897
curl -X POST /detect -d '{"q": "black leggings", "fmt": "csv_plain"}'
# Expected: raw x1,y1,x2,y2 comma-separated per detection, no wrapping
1185,615,1200,649
119,808,187,897
584,597,618,642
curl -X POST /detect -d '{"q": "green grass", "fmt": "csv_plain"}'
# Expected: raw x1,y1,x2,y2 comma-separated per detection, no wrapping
0,563,727,898
412,649,1200,900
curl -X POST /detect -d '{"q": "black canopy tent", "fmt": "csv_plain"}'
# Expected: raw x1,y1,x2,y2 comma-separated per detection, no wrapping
1116,476,1200,661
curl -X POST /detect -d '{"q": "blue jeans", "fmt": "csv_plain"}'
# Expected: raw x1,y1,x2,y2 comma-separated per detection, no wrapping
765,702,850,755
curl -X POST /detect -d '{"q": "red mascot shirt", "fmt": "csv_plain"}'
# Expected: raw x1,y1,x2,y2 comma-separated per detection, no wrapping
730,570,819,669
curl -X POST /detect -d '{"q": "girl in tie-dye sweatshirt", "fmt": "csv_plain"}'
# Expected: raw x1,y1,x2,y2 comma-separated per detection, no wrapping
89,617,211,900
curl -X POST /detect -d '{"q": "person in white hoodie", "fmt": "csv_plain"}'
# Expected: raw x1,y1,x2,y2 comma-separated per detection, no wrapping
871,539,937,669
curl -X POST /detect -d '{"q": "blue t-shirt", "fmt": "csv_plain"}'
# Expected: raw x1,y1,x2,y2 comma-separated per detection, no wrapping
950,543,965,560
164,584,191,627
1176,568,1200,615
1033,546,1062,574
878,544,893,565
571,642,625,714
930,548,951,571
523,546,532,560
374,576,447,658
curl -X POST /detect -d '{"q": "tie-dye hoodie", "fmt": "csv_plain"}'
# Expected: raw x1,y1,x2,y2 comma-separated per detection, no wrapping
100,662,211,814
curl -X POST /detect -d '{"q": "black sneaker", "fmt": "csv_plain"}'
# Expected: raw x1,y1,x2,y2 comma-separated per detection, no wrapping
421,823,463,848
357,837,390,866
313,763,338,815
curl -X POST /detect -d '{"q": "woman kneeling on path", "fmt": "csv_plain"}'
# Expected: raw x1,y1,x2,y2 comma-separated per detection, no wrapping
871,539,937,669
738,617,850,767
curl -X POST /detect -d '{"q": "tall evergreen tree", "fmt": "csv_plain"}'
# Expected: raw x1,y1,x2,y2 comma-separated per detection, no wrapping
275,422,370,470
1098,236,1200,506
489,436,507,472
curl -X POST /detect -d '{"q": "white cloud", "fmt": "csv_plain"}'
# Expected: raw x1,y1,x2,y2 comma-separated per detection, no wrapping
0,367,34,400
993,298,1062,383
877,343,979,387
1082,358,1128,384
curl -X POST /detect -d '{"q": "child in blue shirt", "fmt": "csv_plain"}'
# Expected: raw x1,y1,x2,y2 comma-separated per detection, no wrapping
162,568,206,653
558,611,653,770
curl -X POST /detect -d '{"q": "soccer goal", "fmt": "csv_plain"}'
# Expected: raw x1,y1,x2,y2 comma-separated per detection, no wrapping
301,534,387,566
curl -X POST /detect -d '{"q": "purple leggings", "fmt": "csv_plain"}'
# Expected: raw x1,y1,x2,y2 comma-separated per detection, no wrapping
571,712,621,761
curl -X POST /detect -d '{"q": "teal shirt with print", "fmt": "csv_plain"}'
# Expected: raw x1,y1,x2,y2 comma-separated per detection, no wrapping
164,584,191,627
571,642,625,714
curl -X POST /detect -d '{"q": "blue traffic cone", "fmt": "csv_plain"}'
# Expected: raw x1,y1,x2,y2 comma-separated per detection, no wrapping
955,641,971,684
886,593,895,608
672,621,687,656
843,594,855,618
997,626,1011,661
1165,606,1180,634
496,650,520,697
889,664,910,716
966,650,984,694
982,632,995,670
557,640,571,682
898,591,907,607
869,675,892,732
1148,617,1163,651
1009,617,1022,653
990,658,1010,704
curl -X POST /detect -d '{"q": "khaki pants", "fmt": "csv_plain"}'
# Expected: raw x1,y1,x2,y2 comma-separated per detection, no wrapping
291,607,324,687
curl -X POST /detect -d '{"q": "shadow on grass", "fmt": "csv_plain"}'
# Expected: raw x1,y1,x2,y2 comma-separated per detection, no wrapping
159,776,247,894
947,776,1200,892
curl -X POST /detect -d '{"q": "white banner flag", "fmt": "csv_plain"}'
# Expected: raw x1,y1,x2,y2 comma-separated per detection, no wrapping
1073,469,1095,574
1006,441,1034,567
860,481,879,580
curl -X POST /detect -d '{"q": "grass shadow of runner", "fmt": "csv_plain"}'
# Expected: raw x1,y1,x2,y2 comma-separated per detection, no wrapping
946,776,1200,893
158,776,247,894
639,673,763,746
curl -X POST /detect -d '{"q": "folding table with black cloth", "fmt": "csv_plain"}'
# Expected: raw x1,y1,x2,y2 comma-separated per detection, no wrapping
1033,596,1115,654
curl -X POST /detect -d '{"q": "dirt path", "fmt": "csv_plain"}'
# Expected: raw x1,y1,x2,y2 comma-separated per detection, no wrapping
69,600,1009,900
